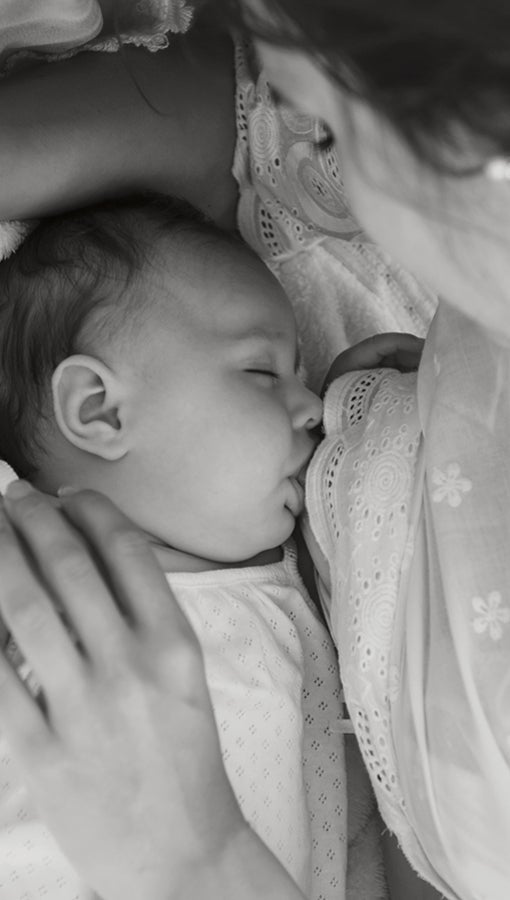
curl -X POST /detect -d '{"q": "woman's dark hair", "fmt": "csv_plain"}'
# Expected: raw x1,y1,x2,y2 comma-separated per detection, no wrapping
216,0,510,175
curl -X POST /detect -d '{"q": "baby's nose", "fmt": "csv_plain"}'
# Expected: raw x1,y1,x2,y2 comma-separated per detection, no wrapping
295,385,323,431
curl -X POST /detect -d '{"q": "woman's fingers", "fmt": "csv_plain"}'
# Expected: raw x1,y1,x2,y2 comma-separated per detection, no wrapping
1,482,200,692
59,489,199,643
0,539,48,758
0,492,85,704
0,487,243,900
3,482,127,666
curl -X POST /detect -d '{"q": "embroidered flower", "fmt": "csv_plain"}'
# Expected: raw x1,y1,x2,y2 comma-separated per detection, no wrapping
472,591,510,641
431,463,472,507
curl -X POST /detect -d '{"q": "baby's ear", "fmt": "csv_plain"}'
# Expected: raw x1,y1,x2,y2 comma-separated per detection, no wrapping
52,355,128,461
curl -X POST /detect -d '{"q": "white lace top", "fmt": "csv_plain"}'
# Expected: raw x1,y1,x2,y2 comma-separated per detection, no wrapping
305,365,426,871
233,43,437,393
305,303,510,900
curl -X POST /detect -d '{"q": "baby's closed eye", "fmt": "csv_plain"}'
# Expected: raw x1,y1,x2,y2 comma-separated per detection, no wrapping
245,368,280,384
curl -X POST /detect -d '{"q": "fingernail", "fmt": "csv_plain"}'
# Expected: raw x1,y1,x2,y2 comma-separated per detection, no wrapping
5,480,35,500
57,485,79,498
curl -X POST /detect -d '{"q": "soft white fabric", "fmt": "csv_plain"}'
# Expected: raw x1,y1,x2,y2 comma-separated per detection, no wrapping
0,542,348,900
0,0,103,80
305,364,428,879
0,0,102,63
0,220,31,261
0,0,192,75
306,302,510,900
69,0,194,57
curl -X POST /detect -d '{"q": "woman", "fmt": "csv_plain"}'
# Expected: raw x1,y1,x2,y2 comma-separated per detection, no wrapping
0,1,508,899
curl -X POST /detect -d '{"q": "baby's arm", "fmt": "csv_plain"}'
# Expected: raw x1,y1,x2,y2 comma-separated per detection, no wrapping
0,15,237,227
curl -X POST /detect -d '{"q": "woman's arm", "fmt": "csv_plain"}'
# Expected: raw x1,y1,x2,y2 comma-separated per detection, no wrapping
0,16,238,228
0,484,304,900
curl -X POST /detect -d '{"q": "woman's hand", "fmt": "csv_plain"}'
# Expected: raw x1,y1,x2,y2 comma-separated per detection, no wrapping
322,332,424,395
0,483,247,900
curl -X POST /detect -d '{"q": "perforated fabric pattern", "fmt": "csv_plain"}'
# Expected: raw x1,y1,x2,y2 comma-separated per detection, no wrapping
306,369,428,876
0,543,347,900
233,43,437,393
169,542,348,900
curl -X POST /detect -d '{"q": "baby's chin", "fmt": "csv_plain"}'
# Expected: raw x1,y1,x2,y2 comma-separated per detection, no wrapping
146,506,296,574
151,540,283,574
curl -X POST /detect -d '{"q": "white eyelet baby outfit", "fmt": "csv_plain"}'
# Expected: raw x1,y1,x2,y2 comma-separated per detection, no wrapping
0,543,347,900
167,543,347,900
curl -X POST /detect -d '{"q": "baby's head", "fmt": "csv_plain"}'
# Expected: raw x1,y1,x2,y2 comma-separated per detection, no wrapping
0,195,322,570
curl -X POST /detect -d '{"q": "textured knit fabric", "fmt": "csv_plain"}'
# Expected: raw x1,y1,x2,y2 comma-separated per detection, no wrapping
0,542,347,900
168,541,347,900
306,302,510,900
0,0,102,57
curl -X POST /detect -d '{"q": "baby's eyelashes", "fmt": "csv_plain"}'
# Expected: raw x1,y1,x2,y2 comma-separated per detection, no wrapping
245,368,279,385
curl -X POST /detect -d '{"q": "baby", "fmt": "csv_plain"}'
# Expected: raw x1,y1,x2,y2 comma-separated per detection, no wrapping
0,194,350,900
0,193,428,900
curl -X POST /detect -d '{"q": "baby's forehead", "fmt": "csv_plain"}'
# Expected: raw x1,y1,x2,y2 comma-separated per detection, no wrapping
149,230,289,309
151,227,262,278
137,239,295,346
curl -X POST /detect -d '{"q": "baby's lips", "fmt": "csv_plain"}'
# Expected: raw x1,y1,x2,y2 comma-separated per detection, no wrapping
296,438,320,488
296,468,307,489
286,477,305,517
295,457,312,489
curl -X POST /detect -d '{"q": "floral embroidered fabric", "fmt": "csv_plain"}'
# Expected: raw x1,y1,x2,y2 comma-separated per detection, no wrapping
306,303,510,900
0,0,194,75
233,43,437,392
306,366,425,877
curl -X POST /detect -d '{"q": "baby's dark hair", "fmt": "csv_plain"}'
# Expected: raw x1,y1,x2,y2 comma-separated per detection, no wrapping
0,192,235,479
217,0,510,175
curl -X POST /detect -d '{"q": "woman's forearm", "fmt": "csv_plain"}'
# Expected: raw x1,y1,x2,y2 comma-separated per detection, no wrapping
0,23,237,226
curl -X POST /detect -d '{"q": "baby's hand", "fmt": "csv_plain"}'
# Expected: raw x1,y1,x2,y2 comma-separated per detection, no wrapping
322,332,424,395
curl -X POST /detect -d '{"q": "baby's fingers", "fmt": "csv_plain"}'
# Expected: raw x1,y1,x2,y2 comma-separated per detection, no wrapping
323,333,424,392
